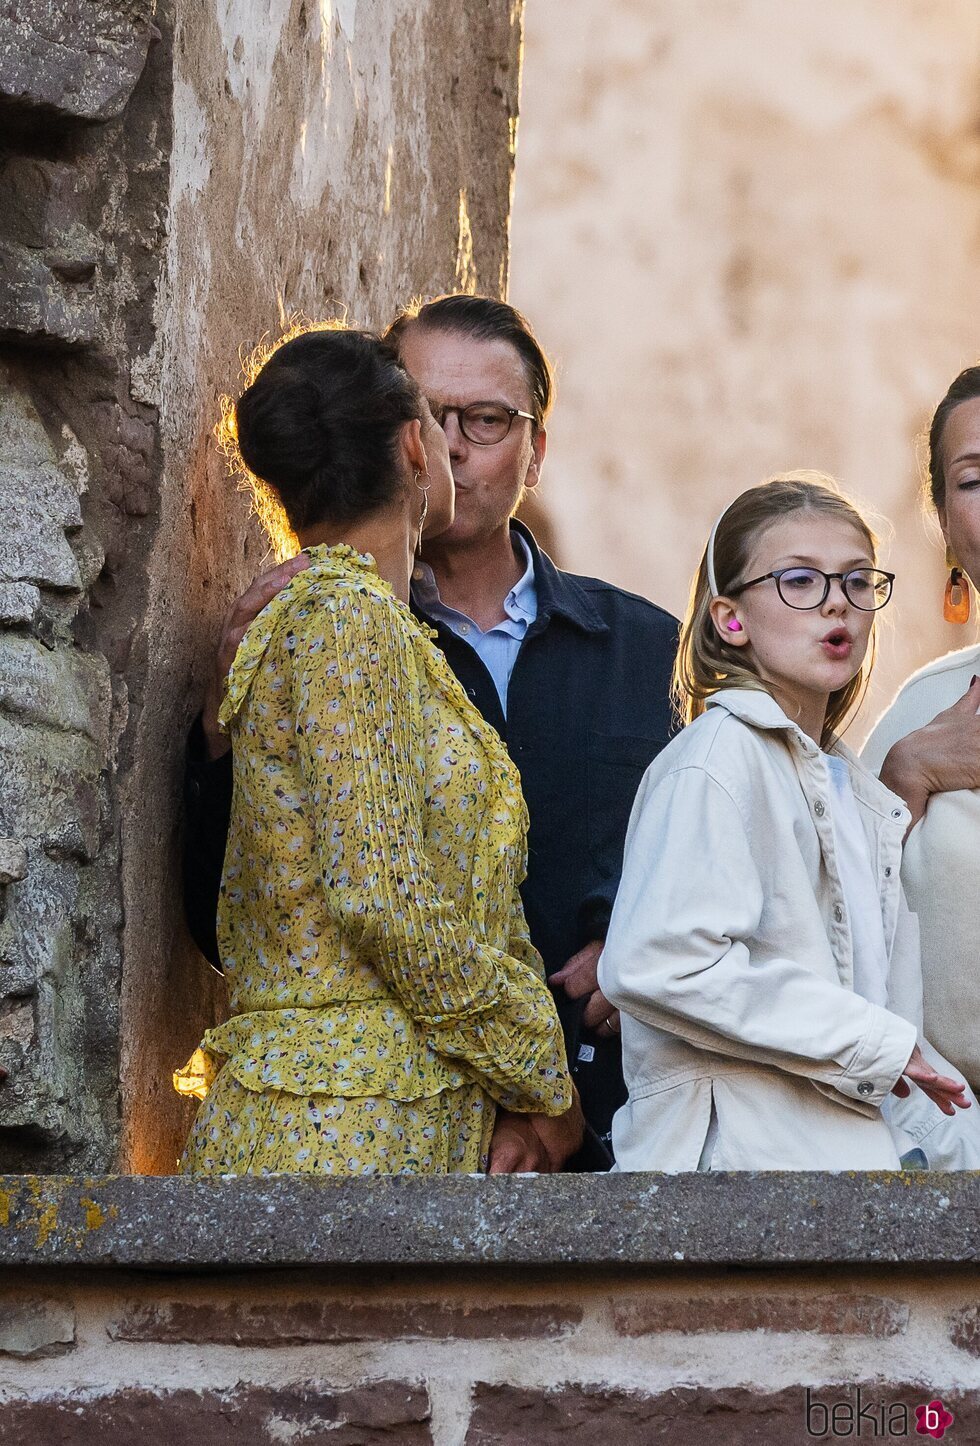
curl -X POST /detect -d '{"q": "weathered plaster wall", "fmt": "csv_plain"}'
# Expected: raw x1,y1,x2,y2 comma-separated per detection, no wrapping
0,0,523,1175
510,0,980,735
130,0,523,1174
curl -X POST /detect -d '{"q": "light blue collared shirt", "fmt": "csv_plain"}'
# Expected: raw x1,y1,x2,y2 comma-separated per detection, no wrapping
411,533,538,716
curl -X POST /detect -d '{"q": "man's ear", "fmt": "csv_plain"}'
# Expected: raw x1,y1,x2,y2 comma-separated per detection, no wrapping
402,417,426,477
708,596,749,647
525,427,547,491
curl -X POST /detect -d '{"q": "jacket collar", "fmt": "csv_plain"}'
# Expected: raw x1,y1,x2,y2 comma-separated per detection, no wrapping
510,519,608,635
707,687,821,755
707,688,909,824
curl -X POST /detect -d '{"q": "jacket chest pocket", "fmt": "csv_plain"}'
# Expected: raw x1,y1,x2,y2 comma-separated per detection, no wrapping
587,731,665,879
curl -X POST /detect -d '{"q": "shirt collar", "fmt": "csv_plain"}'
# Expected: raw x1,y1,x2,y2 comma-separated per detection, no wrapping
410,556,444,613
707,687,821,754
411,531,537,623
411,520,609,636
502,531,536,623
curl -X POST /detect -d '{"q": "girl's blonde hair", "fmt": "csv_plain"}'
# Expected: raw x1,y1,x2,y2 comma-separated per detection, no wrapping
672,471,879,747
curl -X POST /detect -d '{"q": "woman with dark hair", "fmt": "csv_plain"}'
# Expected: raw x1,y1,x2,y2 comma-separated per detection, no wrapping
864,365,980,1097
174,323,577,1176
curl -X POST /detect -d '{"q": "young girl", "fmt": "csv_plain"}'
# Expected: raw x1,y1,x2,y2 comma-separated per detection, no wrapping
598,472,980,1171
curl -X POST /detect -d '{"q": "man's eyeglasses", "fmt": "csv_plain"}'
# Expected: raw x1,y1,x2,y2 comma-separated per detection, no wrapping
727,566,895,611
429,401,535,446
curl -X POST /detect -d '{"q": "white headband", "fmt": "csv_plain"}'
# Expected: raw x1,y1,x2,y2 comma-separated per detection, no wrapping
705,501,732,597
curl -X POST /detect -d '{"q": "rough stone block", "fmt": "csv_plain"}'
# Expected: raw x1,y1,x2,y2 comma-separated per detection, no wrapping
110,1298,583,1345
0,381,84,589
0,1299,75,1358
0,376,79,473
0,638,109,741
0,240,98,347
0,481,83,589
613,1293,909,1338
0,158,93,249
0,997,34,1048
0,1383,431,1445
0,451,84,534
0,840,28,886
0,584,40,625
0,2,154,122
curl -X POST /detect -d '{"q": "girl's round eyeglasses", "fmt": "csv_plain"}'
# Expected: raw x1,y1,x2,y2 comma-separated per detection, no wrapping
726,567,895,611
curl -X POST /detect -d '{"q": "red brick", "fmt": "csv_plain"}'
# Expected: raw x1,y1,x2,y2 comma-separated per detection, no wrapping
110,1298,581,1344
464,1384,978,1445
0,1382,430,1446
613,1293,908,1338
950,1306,980,1355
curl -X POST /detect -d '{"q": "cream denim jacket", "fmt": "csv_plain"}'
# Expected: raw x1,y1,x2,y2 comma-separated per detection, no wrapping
599,688,980,1172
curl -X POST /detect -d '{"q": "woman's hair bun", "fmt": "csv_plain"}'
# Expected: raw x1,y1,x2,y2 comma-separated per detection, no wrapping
232,324,424,533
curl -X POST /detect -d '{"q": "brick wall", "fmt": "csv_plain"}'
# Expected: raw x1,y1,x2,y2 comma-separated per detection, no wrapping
2,1267,979,1443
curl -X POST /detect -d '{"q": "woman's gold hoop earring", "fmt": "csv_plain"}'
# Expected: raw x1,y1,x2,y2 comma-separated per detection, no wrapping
944,545,971,624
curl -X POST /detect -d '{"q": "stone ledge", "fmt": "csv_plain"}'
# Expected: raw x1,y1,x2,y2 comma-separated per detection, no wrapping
2,1172,980,1270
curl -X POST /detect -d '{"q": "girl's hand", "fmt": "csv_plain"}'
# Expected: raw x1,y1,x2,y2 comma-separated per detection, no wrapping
892,1044,971,1116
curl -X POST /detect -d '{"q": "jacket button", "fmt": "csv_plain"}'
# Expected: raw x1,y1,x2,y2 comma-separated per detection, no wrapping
833,904,844,923
891,809,903,819
884,866,892,878
814,799,826,817
857,1081,875,1097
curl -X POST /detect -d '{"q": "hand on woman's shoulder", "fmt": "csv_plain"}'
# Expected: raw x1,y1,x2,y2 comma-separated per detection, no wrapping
863,641,980,771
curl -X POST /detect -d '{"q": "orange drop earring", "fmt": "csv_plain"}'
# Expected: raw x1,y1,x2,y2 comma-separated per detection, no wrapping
944,546,971,624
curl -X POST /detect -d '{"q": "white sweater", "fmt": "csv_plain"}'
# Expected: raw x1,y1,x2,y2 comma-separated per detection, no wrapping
863,642,980,1087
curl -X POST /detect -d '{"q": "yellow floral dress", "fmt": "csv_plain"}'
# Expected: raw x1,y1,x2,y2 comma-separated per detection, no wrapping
175,545,571,1175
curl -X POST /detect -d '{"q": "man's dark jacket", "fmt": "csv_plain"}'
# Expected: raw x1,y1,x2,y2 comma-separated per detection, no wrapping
183,522,679,1145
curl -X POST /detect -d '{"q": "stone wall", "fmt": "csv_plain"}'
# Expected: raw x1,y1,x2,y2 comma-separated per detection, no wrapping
510,0,980,736
0,0,523,1175
0,1,164,1173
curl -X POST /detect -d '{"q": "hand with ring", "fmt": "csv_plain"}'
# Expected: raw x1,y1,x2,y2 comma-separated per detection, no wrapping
597,1010,621,1038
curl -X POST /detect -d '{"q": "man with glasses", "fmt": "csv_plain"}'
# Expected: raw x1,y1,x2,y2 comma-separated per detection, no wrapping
183,295,678,1171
